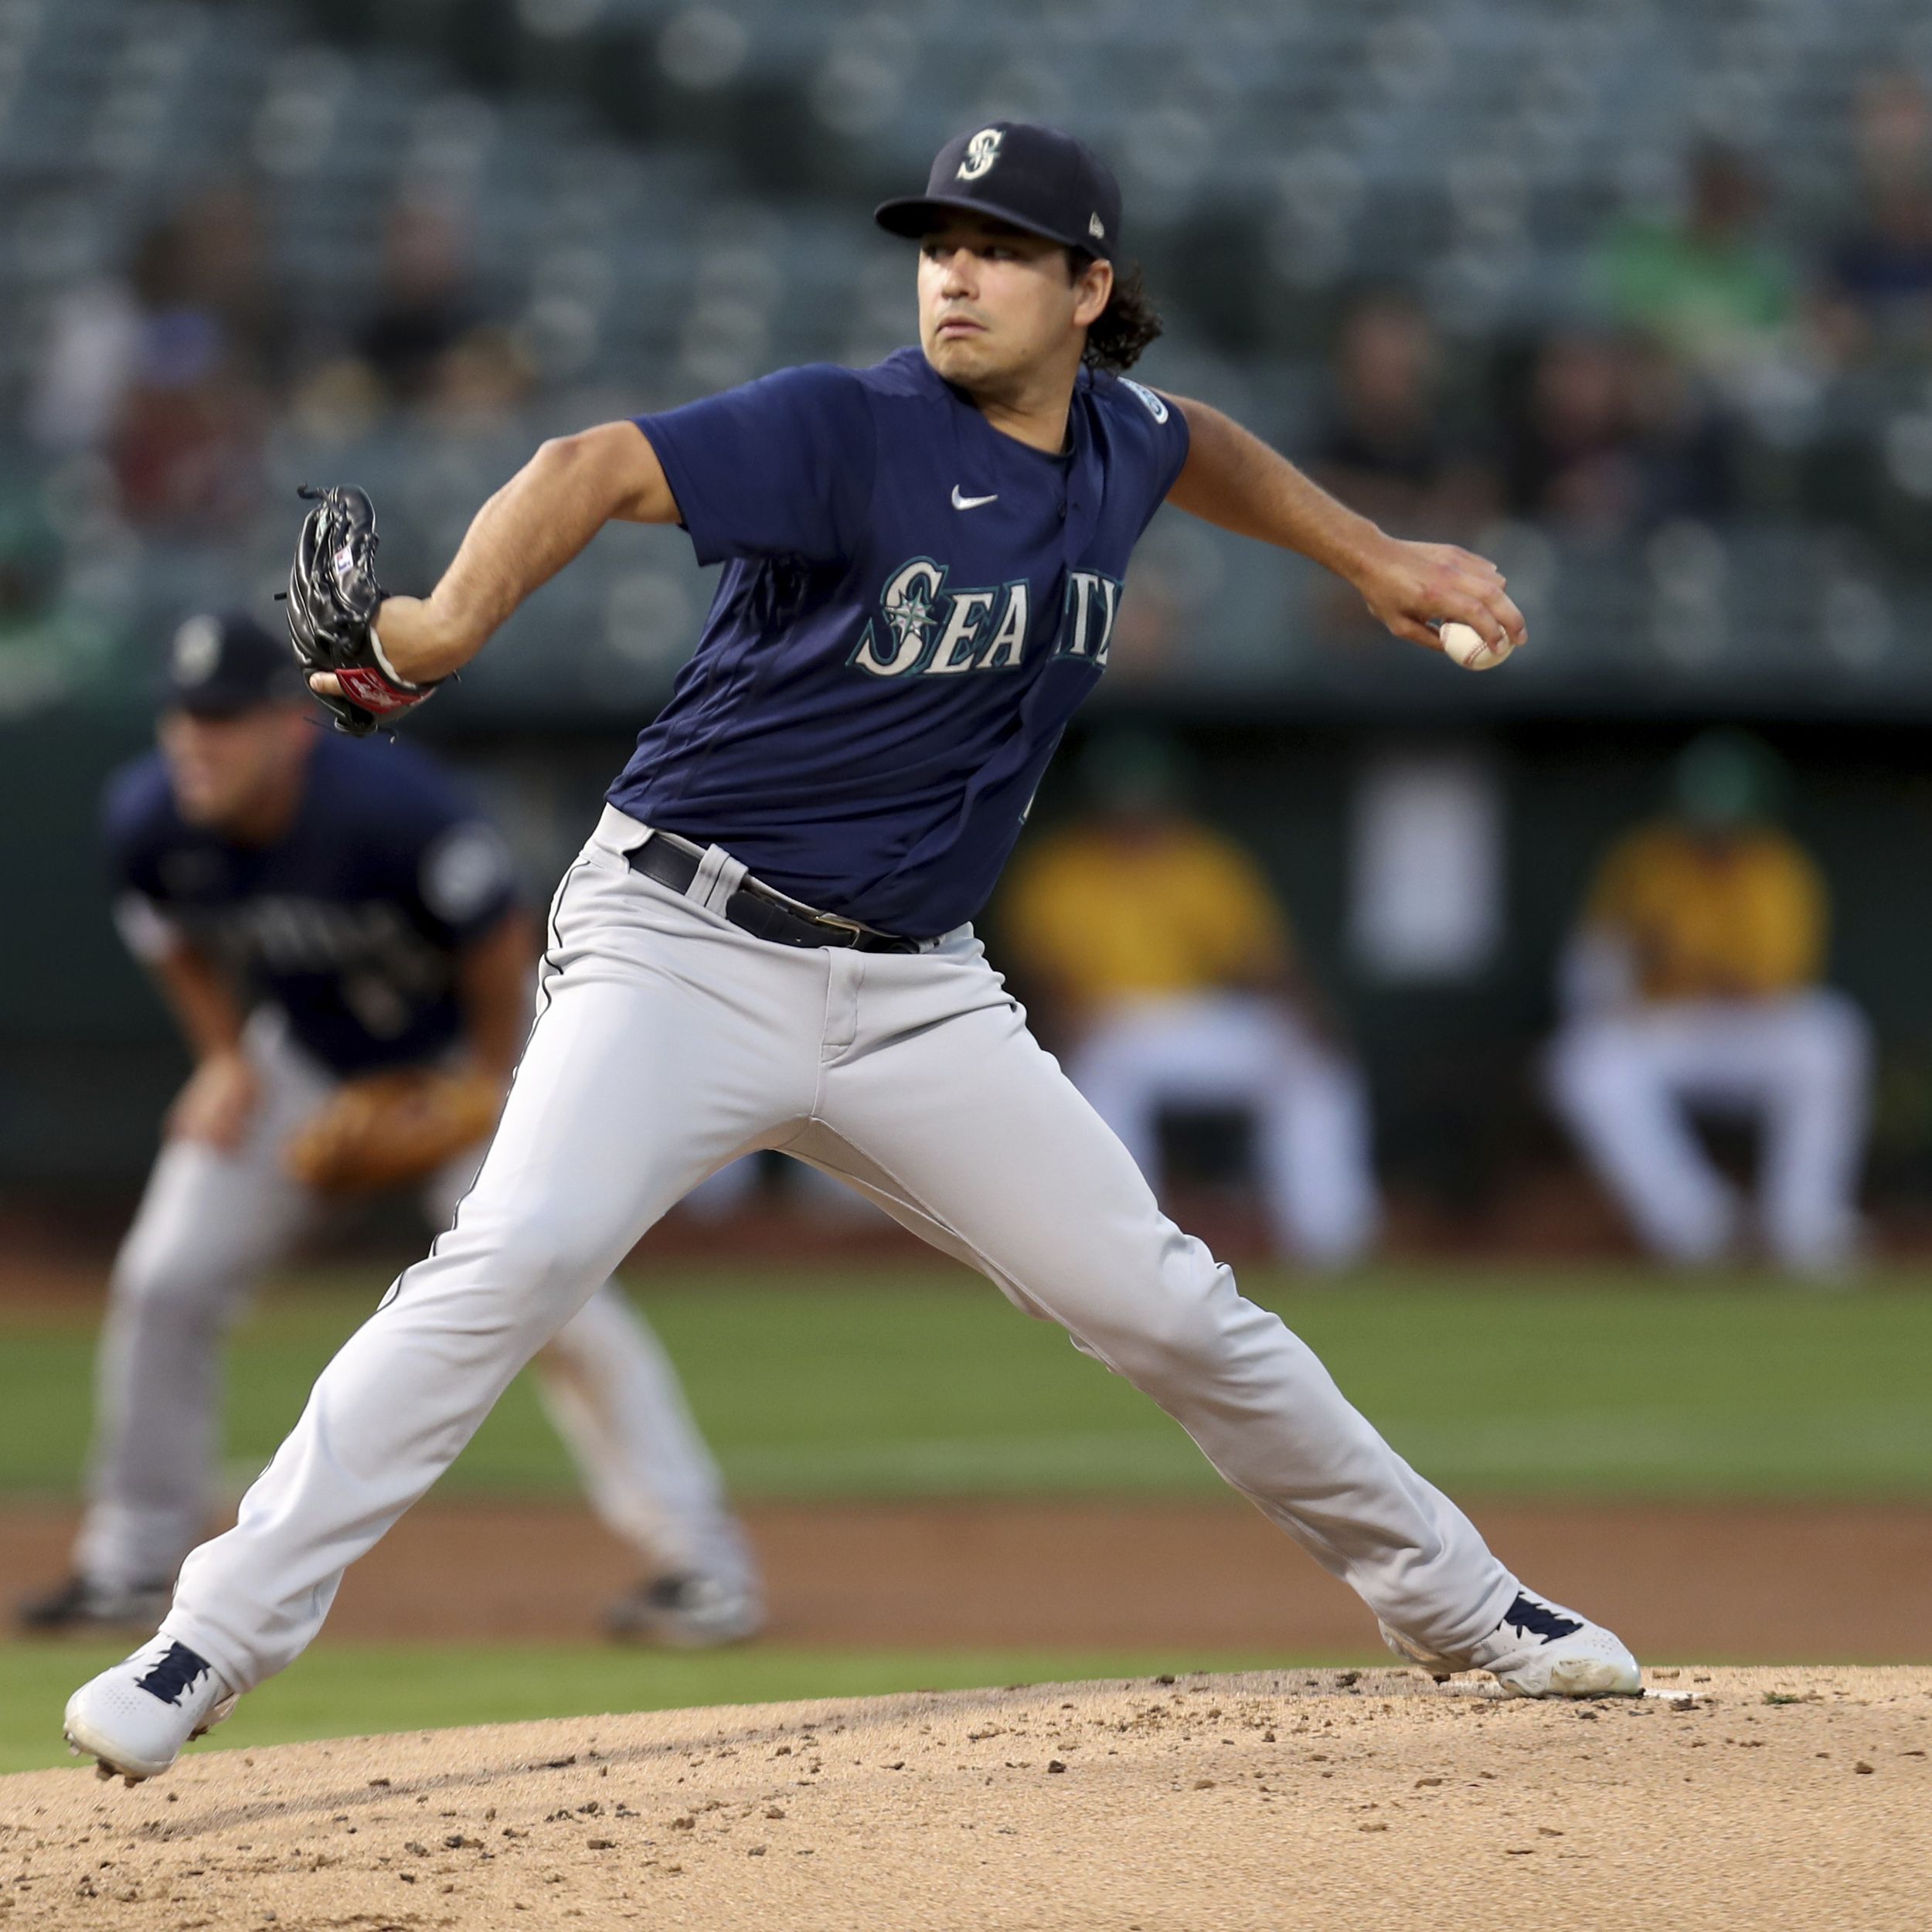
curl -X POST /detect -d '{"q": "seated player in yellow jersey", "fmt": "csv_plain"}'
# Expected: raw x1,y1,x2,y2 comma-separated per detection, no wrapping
1544,731,1871,1273
999,730,1379,1266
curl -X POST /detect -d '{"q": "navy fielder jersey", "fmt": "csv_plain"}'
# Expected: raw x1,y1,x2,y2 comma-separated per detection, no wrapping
610,346,1190,937
104,733,518,1078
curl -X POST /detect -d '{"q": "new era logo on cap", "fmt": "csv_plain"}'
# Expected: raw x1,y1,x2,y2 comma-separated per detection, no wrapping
876,121,1124,263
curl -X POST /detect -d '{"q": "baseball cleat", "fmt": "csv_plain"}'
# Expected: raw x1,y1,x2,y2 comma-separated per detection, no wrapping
18,1573,172,1637
1380,1590,1642,1699
63,1637,238,1784
605,1571,764,1649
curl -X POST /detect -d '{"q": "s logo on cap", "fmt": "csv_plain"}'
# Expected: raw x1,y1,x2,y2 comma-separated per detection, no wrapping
957,128,1003,181
172,616,221,685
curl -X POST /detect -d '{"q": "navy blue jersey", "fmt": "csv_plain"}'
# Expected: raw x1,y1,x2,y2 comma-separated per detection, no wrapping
609,346,1189,937
104,734,518,1077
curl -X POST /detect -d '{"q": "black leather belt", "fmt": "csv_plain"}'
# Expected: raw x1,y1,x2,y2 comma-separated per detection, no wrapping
628,835,920,954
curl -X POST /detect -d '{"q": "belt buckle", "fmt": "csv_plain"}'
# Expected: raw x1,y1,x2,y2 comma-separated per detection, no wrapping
806,911,867,947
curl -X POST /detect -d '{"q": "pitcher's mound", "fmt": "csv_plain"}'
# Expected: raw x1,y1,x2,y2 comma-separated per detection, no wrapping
5,1666,1927,1930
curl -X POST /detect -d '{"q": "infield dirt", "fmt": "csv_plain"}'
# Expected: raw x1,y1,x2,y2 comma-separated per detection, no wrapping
4,1666,1927,1930
7,1498,1932,1656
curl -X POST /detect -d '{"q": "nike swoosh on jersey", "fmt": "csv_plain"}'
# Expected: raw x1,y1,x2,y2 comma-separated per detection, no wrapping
951,487,998,510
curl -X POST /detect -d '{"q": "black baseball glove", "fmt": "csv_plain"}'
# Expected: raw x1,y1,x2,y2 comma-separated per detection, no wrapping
284,485,440,736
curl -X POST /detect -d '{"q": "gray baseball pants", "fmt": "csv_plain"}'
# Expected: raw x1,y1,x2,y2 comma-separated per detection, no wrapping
165,805,1520,1690
80,1007,751,1604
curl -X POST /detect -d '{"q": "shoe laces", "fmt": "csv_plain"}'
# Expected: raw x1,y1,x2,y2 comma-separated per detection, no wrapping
1499,1594,1583,1645
135,1642,213,1707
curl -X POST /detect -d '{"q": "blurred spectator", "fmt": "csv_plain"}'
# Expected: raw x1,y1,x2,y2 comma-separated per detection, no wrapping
27,276,143,455
1308,287,1496,539
110,342,266,534
357,195,481,406
1819,73,1932,369
1000,731,1379,1267
29,185,281,478
1545,732,1871,1274
1594,145,1800,388
423,325,536,430
291,196,520,440
161,184,287,381
97,190,283,532
1498,330,1732,541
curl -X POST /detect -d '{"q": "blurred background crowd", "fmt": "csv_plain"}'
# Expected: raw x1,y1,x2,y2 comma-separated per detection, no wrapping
5,0,1932,1264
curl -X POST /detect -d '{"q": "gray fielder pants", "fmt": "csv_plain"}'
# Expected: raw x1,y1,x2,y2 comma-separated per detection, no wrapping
80,1006,753,1604
164,806,1519,1690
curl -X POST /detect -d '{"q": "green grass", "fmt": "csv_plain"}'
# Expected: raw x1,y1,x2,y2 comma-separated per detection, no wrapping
0,1640,1314,1776
4,1263,1931,1502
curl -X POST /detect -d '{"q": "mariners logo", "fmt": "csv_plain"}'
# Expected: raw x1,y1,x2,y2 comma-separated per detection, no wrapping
957,128,1003,181
849,559,1123,678
852,558,1027,678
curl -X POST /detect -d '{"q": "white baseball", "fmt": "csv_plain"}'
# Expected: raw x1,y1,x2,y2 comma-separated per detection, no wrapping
1437,620,1515,672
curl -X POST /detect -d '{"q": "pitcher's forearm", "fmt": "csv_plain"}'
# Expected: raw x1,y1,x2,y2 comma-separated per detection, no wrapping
1166,398,1384,578
376,424,678,684
373,442,612,682
1165,394,1525,653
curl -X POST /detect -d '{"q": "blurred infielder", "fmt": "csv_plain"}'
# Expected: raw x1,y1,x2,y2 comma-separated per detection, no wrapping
27,612,758,1649
70,123,1638,1783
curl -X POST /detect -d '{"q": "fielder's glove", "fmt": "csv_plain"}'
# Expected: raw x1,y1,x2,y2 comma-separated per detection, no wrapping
282,1067,503,1194
285,484,440,736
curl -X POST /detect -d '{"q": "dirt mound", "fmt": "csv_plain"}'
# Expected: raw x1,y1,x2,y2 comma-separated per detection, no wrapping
4,1667,1927,1930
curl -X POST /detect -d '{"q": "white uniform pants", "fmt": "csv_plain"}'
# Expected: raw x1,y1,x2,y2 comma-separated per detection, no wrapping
1545,991,1872,1270
79,1009,752,1600
165,808,1519,1691
1070,993,1380,1265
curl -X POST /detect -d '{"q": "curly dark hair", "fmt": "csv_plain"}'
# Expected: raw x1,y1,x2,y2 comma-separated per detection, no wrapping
1067,252,1163,373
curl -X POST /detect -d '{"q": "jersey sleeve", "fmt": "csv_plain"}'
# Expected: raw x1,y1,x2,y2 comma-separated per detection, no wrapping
633,364,879,568
99,757,185,960
1094,372,1192,526
416,818,518,945
367,748,520,948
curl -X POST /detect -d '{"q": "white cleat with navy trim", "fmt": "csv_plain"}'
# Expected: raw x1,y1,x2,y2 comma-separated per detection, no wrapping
1380,1590,1642,1699
63,1636,239,1784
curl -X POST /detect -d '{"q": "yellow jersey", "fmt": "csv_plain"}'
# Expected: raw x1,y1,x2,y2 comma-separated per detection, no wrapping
1000,819,1291,1006
1584,821,1826,1002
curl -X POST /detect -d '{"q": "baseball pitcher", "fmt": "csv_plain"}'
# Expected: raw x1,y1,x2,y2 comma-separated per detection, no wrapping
69,124,1638,1784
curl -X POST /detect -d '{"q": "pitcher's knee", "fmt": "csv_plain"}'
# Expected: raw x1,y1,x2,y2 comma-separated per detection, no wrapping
1090,1265,1263,1395
399,1209,621,1342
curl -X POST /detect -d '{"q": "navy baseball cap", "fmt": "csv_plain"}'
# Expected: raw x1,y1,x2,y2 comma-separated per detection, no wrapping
876,122,1122,262
163,609,306,716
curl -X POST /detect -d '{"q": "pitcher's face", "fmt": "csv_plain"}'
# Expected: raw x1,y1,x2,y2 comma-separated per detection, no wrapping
917,214,1111,393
